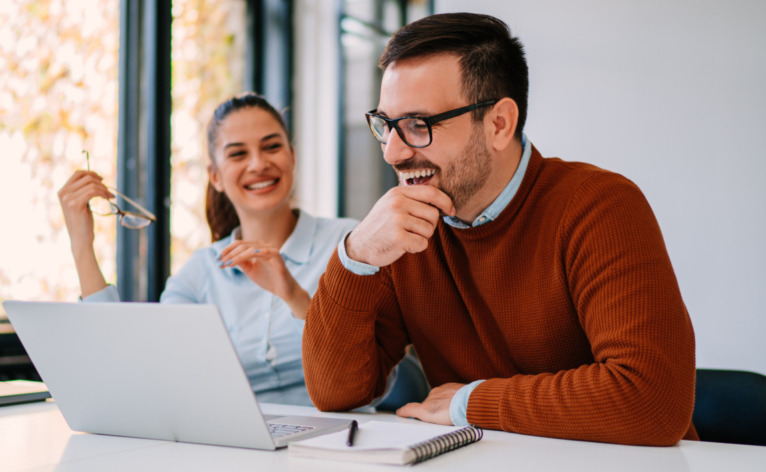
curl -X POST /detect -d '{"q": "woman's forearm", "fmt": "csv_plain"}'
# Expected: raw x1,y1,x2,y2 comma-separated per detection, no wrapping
72,244,108,298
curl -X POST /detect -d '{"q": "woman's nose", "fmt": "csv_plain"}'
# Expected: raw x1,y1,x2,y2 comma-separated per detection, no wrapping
246,152,268,171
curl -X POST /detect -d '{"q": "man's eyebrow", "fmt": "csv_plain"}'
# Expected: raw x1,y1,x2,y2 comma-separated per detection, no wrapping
223,142,244,149
377,109,432,118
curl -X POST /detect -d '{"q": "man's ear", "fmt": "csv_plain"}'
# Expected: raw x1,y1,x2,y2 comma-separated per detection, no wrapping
208,164,224,192
487,98,518,152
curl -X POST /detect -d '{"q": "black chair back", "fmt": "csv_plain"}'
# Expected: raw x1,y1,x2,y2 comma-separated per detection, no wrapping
693,368,766,446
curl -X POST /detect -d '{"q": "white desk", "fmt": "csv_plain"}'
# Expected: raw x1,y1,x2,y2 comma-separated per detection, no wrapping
2,400,764,472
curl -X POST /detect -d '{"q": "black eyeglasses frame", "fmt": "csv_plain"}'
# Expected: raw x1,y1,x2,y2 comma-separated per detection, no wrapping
365,99,499,148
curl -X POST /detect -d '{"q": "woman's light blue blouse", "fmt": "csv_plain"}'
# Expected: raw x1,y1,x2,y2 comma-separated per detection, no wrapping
83,210,358,406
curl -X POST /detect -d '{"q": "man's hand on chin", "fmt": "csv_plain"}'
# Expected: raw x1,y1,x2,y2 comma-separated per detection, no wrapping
395,382,465,425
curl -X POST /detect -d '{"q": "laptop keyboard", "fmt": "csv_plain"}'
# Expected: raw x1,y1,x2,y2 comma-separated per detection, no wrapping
267,422,316,438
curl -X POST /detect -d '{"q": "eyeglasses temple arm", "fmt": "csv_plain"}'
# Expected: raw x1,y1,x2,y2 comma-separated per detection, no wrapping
106,186,157,221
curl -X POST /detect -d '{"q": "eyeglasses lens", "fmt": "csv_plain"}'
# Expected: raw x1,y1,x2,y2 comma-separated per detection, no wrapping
369,116,430,148
369,117,389,143
120,213,153,229
399,119,430,147
90,197,118,216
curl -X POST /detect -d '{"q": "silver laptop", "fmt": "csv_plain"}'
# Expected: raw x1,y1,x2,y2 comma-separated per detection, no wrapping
3,300,351,449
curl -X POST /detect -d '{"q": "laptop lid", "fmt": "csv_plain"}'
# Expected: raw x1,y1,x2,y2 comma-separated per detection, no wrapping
3,300,348,449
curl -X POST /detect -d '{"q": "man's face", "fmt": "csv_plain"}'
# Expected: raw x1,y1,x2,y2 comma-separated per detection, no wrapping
377,54,493,216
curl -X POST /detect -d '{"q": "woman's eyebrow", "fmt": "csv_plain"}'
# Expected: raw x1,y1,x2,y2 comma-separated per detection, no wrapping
222,133,283,149
260,133,283,142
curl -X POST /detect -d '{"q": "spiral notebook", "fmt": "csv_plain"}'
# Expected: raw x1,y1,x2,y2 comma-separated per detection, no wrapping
288,421,483,465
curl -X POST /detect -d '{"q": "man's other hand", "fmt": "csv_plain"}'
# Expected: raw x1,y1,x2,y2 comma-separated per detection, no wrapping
395,382,464,425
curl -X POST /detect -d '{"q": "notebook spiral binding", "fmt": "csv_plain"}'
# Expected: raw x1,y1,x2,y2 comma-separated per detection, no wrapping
408,425,483,464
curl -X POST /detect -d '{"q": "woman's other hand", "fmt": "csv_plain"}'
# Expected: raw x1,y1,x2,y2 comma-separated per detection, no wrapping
218,240,310,320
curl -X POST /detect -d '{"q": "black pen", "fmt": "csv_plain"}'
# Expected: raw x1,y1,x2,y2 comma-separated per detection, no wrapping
346,420,358,447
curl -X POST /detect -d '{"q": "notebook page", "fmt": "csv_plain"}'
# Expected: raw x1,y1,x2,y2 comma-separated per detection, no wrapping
291,421,465,451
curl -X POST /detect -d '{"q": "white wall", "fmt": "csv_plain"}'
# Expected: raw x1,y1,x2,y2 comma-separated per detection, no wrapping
437,0,766,375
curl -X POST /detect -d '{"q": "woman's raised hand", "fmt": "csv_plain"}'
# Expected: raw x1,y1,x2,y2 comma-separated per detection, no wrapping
218,240,311,320
57,170,113,298
57,171,113,254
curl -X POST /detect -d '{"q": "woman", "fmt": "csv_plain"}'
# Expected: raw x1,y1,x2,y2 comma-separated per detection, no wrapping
58,93,358,406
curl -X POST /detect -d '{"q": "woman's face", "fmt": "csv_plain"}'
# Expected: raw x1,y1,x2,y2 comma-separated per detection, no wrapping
208,107,295,217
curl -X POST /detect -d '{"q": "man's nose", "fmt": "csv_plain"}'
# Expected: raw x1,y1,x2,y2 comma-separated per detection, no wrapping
382,127,416,166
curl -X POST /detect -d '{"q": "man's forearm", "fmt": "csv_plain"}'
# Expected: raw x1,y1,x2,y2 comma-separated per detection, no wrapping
303,253,405,410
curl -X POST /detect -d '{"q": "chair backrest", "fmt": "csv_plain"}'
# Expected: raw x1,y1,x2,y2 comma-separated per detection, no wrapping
693,368,766,446
376,353,430,412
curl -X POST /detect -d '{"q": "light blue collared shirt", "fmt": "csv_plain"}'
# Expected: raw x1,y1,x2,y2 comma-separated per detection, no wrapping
338,134,532,424
84,210,358,406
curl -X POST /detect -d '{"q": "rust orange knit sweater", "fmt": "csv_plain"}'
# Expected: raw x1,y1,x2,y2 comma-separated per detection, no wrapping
304,147,697,446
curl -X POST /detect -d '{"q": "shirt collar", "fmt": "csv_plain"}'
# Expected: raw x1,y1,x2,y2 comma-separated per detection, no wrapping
280,209,315,265
210,209,316,266
444,133,532,229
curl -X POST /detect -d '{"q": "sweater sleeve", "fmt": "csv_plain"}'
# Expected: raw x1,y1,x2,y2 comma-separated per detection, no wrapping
466,173,696,446
303,250,411,411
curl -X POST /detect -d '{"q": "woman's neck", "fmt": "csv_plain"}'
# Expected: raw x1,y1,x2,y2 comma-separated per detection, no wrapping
238,205,298,248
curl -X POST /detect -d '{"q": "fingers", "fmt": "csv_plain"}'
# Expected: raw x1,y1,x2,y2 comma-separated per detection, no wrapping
345,185,456,266
399,184,455,217
218,240,271,259
395,401,452,425
59,170,106,196
395,383,464,425
395,402,418,419
58,171,112,210
396,203,441,241
218,241,279,268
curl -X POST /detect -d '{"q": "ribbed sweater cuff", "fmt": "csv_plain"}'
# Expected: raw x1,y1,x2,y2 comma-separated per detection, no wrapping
323,251,382,312
466,378,507,430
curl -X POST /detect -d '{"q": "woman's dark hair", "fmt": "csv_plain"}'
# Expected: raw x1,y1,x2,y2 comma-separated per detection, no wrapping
379,13,528,140
205,92,290,241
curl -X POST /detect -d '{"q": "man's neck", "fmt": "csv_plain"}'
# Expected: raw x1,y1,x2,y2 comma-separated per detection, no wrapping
454,138,524,223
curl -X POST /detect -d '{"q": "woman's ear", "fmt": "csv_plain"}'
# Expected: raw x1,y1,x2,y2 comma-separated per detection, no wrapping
487,98,518,152
208,164,224,192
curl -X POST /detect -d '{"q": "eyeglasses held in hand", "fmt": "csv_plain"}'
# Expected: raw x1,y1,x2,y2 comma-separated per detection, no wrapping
83,150,156,229
365,99,499,148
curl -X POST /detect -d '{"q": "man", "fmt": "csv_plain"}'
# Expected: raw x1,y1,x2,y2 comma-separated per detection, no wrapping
303,12,697,446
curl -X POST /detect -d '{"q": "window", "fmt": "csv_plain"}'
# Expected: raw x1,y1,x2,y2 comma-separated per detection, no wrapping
0,0,120,311
170,0,247,274
338,0,431,218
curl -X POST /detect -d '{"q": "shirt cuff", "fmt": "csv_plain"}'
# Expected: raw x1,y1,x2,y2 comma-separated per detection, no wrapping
449,379,485,426
80,284,121,303
337,231,380,276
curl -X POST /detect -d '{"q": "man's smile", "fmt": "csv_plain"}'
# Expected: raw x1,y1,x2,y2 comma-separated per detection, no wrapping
398,168,436,186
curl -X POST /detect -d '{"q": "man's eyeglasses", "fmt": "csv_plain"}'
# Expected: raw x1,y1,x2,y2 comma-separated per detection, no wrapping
83,150,156,229
365,99,499,148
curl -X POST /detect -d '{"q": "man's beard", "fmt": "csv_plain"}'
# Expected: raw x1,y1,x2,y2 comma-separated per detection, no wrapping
438,123,492,212
392,123,492,213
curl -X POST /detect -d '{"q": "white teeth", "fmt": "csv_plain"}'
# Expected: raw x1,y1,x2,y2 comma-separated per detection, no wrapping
246,179,277,190
398,169,435,182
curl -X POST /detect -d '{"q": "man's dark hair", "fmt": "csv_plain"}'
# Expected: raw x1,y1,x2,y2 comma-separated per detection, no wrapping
380,12,528,140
